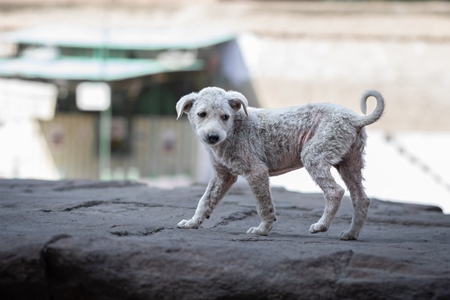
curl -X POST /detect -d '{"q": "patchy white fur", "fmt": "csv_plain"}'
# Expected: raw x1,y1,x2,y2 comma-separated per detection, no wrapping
176,87,384,240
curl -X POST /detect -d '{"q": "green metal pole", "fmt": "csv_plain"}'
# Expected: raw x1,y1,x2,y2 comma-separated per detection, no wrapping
99,104,111,181
98,1,112,181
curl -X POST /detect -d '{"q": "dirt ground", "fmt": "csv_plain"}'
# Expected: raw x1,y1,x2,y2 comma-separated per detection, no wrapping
1,0,450,131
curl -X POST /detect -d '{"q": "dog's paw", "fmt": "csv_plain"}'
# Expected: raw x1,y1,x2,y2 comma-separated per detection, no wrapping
246,222,272,236
340,230,358,241
177,219,200,229
309,222,329,234
247,227,269,236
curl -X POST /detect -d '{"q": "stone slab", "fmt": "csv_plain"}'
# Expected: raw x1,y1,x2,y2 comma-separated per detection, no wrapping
1,179,449,299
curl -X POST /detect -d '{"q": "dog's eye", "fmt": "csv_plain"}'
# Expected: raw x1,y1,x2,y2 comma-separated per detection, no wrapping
221,115,230,121
197,112,206,118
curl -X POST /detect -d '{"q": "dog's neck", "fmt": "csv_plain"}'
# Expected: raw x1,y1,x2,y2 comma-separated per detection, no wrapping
205,117,255,175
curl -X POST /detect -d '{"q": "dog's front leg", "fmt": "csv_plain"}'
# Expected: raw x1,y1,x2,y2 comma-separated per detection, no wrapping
245,166,276,236
178,170,237,229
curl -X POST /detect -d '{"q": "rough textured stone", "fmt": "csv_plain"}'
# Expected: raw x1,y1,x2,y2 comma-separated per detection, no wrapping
1,179,449,299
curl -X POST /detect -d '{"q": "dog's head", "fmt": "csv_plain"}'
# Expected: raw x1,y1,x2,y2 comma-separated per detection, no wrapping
176,87,248,146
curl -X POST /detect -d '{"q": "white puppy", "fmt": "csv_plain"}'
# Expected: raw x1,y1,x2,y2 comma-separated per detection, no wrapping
176,87,384,240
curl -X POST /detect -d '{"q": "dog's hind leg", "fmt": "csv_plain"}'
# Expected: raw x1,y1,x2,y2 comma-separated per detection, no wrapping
302,150,345,234
337,135,370,240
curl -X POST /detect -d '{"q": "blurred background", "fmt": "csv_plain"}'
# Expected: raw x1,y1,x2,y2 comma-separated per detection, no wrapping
0,0,449,213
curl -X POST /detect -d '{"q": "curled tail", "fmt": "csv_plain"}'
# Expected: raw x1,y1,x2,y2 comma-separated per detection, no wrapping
353,90,385,127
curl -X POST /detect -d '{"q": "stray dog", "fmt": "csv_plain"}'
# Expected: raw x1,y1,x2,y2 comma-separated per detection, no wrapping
176,87,384,240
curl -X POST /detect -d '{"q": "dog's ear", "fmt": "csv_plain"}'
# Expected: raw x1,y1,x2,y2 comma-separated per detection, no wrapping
227,91,248,116
176,92,197,120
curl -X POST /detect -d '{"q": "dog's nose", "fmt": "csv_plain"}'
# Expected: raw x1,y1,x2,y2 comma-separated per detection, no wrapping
207,133,220,144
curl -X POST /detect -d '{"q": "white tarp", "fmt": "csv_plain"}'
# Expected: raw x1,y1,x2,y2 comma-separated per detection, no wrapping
0,119,59,179
0,78,57,121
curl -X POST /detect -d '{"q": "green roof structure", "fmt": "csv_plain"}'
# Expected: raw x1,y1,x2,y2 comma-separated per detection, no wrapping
0,57,204,81
4,25,235,51
0,25,259,107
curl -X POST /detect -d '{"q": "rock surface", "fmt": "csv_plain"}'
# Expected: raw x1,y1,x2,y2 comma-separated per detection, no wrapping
1,179,449,300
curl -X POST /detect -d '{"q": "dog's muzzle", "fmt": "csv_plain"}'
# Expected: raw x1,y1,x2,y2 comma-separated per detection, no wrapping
206,133,221,145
